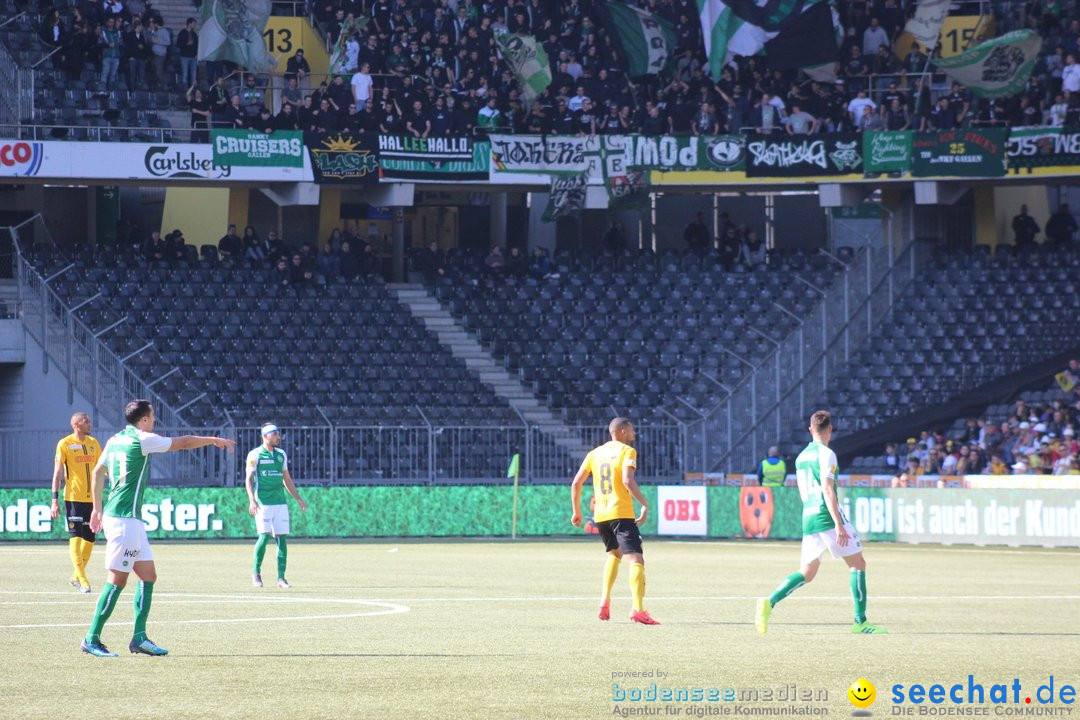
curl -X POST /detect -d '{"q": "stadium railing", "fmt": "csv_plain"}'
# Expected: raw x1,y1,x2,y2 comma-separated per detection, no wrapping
6,216,190,430
0,17,33,128
0,124,180,142
698,237,925,474
0,423,687,486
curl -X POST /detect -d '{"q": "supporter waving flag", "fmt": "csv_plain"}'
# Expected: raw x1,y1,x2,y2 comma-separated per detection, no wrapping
696,0,840,80
598,2,678,78
197,0,276,73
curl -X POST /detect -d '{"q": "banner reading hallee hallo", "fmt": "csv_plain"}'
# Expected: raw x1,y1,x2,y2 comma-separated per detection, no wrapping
211,130,305,168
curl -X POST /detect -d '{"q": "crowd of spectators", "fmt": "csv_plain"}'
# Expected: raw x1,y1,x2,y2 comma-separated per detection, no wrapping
19,0,1080,140
133,222,386,290
876,361,1080,480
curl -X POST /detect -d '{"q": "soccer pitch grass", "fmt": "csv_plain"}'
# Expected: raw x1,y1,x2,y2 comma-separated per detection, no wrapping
2,539,1079,720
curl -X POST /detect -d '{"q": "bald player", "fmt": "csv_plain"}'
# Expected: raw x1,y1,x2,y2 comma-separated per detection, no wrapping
51,412,102,593
570,417,659,625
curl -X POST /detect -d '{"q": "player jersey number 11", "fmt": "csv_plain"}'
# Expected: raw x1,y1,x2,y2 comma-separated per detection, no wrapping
109,453,128,487
795,466,821,503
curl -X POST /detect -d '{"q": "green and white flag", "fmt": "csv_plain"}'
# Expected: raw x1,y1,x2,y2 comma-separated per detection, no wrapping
903,0,949,51
495,33,551,103
197,0,275,72
696,0,837,80
601,2,677,77
933,30,1042,98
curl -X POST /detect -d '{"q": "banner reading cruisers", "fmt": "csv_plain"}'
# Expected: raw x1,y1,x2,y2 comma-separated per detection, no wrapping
912,128,1007,177
1006,125,1080,173
378,137,489,181
211,129,304,167
745,133,862,177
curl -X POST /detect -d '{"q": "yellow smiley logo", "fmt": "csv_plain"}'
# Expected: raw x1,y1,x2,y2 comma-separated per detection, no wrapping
848,679,876,709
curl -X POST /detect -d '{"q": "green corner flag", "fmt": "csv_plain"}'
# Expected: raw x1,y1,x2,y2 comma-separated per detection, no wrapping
507,453,520,478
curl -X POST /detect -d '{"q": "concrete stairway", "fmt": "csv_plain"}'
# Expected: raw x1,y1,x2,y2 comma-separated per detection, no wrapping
388,283,590,457
153,0,200,35
0,279,19,318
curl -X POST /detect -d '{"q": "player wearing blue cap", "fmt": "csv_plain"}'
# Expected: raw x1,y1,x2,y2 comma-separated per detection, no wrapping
245,423,308,588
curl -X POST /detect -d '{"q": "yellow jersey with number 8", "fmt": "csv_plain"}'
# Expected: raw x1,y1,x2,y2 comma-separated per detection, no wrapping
583,440,637,523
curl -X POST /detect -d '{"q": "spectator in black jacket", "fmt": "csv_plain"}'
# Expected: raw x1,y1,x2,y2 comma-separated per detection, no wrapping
177,17,198,88
218,224,242,260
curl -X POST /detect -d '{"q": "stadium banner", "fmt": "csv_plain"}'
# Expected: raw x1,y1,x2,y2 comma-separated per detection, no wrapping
657,486,708,536
378,139,490,182
1006,125,1080,173
4,486,1080,546
541,173,589,221
863,130,912,173
376,135,474,162
211,130,305,168
0,141,315,182
489,134,601,180
911,128,1007,177
745,132,862,177
617,134,746,172
309,135,381,185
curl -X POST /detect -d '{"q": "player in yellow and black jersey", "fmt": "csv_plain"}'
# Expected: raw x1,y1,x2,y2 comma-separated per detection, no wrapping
51,412,102,593
570,417,659,625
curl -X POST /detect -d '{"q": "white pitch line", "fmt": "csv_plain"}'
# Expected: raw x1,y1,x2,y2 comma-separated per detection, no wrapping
3,591,1079,603
283,594,1080,603
0,599,409,629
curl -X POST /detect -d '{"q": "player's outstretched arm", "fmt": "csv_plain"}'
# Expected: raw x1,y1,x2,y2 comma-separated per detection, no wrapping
621,467,648,526
569,458,590,527
168,435,236,452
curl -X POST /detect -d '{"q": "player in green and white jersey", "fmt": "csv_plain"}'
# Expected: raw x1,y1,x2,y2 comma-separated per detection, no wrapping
80,399,235,658
755,410,888,635
245,423,307,589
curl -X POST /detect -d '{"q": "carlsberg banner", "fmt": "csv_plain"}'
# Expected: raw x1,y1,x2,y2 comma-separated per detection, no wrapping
4,486,1080,546
211,130,304,167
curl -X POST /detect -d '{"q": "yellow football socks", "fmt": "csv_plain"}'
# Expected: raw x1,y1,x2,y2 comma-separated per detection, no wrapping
80,539,94,581
629,563,646,612
601,555,620,604
69,538,85,584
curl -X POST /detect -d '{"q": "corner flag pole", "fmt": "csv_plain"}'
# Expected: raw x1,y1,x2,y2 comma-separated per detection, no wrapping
508,453,521,539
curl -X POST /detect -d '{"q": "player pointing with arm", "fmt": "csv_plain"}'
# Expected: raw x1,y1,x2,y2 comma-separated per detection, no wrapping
571,417,659,625
246,424,307,589
755,410,887,635
81,400,235,658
